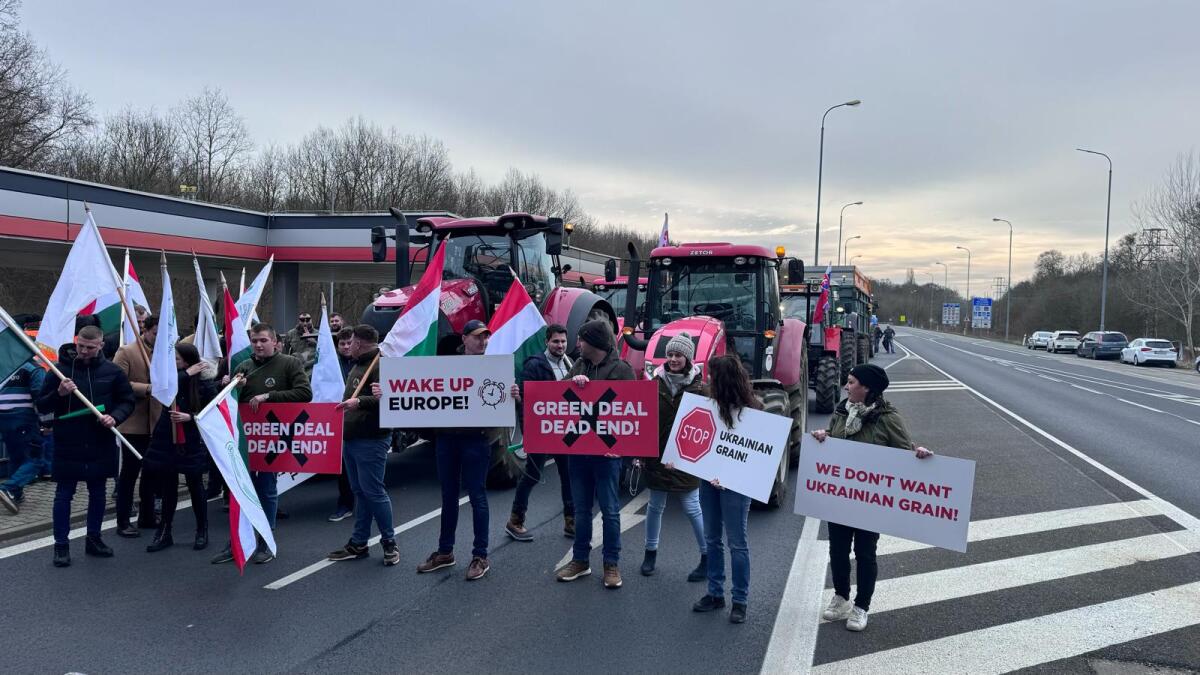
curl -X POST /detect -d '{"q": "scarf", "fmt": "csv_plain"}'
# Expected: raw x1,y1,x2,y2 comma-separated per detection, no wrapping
843,400,877,436
657,364,699,396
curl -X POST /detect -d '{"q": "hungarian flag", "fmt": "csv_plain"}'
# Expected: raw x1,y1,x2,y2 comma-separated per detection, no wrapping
310,304,344,403
658,212,670,248
195,388,276,572
380,240,446,358
39,212,123,351
812,264,833,325
151,257,179,407
485,276,546,377
0,307,35,385
222,285,252,374
236,257,273,328
120,250,150,346
192,256,223,365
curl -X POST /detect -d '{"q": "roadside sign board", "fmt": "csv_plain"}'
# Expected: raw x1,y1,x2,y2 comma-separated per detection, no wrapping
794,436,976,552
523,380,658,456
972,297,993,329
941,303,960,326
379,354,515,428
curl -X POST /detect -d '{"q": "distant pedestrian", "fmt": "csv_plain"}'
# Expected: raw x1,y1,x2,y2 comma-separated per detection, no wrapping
505,323,576,542
872,325,883,354
36,325,135,567
810,363,932,632
112,315,162,537
640,332,707,581
882,325,895,354
691,355,760,624
416,320,497,581
555,319,635,590
326,325,398,566
142,343,216,553
0,360,47,515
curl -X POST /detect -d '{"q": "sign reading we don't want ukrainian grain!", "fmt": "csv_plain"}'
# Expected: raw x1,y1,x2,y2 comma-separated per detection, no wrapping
379,354,515,428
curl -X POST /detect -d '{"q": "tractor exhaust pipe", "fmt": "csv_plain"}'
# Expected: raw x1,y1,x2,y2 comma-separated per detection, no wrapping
621,242,649,351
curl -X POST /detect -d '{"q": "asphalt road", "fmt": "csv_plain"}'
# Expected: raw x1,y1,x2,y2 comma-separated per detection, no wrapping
1,333,1198,674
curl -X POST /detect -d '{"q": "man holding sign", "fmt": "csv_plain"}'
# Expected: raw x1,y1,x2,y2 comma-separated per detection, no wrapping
808,364,934,633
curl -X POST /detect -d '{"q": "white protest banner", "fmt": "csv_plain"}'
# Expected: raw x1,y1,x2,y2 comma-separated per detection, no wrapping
661,392,791,502
379,354,515,428
793,436,976,552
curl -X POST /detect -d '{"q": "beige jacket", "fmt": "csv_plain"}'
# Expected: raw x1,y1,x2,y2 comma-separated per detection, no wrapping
112,340,163,436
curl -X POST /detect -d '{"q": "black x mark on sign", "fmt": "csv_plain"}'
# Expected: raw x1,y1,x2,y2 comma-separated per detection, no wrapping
562,387,619,449
263,409,311,467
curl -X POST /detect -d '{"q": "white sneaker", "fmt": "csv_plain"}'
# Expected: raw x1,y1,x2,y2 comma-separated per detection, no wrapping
822,594,854,621
846,606,869,632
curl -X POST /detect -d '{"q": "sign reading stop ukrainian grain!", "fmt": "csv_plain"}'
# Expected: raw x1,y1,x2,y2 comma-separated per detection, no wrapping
661,393,792,502
523,380,658,456
243,403,344,474
379,354,515,428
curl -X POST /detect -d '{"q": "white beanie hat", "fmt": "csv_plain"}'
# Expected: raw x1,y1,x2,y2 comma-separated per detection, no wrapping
665,332,696,362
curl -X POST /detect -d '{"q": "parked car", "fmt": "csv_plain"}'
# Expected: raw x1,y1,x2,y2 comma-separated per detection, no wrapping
1120,338,1179,367
1076,331,1128,359
1026,331,1054,350
1048,330,1081,353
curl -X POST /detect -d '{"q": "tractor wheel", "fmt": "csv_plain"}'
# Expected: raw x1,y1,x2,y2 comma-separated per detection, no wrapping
787,386,806,467
839,332,857,385
754,389,790,510
814,355,839,414
857,333,870,365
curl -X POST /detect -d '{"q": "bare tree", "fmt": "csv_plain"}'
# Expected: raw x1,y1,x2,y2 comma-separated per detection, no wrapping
174,86,252,203
241,142,286,211
100,107,180,193
0,0,93,168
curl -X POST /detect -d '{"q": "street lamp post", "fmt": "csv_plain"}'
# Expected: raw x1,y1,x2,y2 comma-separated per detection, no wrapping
922,271,935,329
992,218,1013,342
844,235,862,266
837,201,864,265
813,100,862,267
850,254,863,266
934,261,949,331
1076,148,1113,332
956,245,971,334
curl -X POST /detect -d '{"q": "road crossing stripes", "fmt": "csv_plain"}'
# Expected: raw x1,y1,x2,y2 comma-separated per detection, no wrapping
887,379,966,393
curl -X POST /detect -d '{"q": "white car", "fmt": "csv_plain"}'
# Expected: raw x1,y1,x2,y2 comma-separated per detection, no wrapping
1026,331,1054,350
1048,330,1081,353
1121,338,1179,367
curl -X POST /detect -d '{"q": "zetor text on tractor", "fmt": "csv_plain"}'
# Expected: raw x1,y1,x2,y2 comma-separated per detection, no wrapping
617,242,809,508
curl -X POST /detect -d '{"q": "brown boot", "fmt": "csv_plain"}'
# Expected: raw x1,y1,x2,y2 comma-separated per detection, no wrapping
563,514,576,538
603,563,622,589
505,512,532,542
556,559,591,582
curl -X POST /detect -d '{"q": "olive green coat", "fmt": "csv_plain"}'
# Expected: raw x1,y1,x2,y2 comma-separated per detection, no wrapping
646,367,706,493
828,399,914,451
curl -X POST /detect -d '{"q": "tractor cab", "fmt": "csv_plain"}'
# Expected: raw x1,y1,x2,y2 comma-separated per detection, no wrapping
592,276,647,333
362,212,616,357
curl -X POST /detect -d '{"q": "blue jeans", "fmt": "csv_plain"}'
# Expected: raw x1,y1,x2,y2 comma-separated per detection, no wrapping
645,488,706,555
343,437,395,545
569,456,621,565
251,471,278,530
435,432,490,558
53,477,107,545
0,415,42,500
700,481,751,604
511,453,574,517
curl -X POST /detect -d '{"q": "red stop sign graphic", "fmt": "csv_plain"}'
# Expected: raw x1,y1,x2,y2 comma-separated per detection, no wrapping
676,408,717,462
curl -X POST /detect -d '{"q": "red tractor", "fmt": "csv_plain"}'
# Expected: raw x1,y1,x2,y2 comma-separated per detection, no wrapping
618,242,808,508
591,274,648,363
361,212,620,485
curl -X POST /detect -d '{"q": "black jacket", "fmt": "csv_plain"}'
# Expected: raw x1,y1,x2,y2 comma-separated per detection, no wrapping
37,344,135,482
646,367,706,492
144,370,217,475
567,349,635,382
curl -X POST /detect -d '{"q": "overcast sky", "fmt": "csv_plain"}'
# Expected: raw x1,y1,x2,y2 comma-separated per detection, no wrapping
21,0,1200,291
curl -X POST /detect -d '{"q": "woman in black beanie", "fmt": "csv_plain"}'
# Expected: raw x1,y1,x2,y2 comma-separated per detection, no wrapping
810,363,933,632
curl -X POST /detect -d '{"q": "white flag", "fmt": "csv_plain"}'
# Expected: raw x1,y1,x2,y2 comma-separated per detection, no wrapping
121,249,150,346
192,256,223,364
236,257,272,328
310,303,344,403
38,212,122,351
658,212,669,248
151,259,179,406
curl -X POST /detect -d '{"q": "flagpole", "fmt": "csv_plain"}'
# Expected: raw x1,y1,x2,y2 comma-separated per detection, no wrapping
348,353,380,400
196,374,245,420
88,209,152,369
119,249,130,348
0,306,142,459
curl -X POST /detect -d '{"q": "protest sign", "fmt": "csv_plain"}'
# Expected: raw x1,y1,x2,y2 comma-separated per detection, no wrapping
661,393,791,502
244,402,344,474
793,436,976,552
523,380,658,457
379,354,515,428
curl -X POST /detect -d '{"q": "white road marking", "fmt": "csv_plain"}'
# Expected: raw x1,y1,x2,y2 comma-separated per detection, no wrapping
760,515,824,675
1037,374,1063,382
875,499,1159,556
821,531,1200,621
265,496,469,590
887,386,967,393
1117,398,1165,413
555,490,650,569
0,498,195,560
1070,384,1105,395
811,580,1200,675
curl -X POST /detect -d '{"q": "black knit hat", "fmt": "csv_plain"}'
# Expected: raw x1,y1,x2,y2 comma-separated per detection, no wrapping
849,363,889,394
577,319,614,352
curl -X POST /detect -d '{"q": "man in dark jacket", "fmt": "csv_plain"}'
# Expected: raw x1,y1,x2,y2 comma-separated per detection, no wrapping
211,323,312,565
555,318,635,590
111,315,161,536
505,323,575,542
326,325,398,566
36,325,135,567
327,326,356,522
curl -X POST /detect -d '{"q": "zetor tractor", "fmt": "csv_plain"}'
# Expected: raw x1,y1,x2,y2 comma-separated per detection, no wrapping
618,242,808,508
780,265,875,414
362,212,620,486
